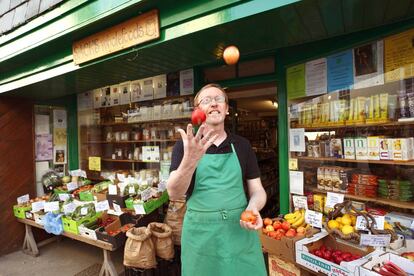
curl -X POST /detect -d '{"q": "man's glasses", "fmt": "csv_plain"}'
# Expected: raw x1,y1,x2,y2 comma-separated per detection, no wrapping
198,95,226,106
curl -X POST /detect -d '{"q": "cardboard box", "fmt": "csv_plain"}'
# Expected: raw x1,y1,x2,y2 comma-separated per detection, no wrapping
78,224,99,240
268,254,301,276
34,212,45,225
124,191,169,214
360,252,414,276
93,191,107,202
13,205,31,219
259,228,320,263
95,214,132,249
295,232,380,276
106,194,129,208
62,212,102,235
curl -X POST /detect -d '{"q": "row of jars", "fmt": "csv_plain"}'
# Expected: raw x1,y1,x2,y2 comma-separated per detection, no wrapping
111,146,174,161
106,126,185,142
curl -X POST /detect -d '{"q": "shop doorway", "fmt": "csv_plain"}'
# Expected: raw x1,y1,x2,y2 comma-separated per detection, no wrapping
225,83,279,217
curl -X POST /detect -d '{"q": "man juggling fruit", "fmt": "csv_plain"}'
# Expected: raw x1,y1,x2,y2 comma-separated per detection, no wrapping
167,83,267,276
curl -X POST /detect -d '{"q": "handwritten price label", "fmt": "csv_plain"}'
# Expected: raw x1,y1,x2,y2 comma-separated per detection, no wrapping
17,194,30,205
360,234,391,247
305,209,323,228
292,195,308,209
133,204,146,215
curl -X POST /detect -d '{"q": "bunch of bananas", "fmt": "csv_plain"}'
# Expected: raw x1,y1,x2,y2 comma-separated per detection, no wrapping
284,209,306,228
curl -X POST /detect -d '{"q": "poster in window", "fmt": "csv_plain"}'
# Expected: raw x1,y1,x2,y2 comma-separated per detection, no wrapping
153,74,167,99
110,85,120,106
287,63,306,100
53,109,67,129
93,89,102,109
77,91,93,111
384,28,414,82
305,58,327,96
327,50,354,92
119,81,131,105
130,80,142,103
353,41,384,89
180,69,194,95
54,146,66,164
100,87,111,107
35,134,53,161
53,128,67,146
141,78,154,101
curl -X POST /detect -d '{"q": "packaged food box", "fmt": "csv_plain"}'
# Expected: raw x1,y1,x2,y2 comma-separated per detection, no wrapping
313,194,324,213
330,139,343,158
367,136,382,160
393,137,414,161
317,167,325,190
344,138,356,159
379,138,391,160
355,137,368,160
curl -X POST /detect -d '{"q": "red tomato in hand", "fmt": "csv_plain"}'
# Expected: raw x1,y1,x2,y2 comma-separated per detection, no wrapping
240,210,257,224
191,108,206,125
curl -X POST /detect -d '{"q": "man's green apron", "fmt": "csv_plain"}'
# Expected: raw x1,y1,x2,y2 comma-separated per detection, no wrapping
181,144,266,276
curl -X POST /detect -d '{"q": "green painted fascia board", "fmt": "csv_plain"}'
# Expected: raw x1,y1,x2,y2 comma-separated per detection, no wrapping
163,0,299,40
0,0,147,63
0,0,298,89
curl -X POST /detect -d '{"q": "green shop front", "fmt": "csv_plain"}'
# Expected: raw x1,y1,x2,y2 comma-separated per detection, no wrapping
2,0,414,274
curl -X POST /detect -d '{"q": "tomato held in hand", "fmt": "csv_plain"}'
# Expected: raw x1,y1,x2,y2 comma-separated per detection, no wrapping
240,210,257,224
191,108,206,125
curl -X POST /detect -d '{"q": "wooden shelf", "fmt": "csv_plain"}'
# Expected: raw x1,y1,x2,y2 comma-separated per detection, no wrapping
99,117,189,126
101,159,160,163
292,120,414,131
85,139,179,144
296,156,414,166
307,187,414,210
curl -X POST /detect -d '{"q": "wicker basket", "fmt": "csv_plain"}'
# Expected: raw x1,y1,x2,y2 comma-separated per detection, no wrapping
323,201,397,244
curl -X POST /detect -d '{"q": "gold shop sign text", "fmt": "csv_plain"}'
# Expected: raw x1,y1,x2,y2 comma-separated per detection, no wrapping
73,9,159,64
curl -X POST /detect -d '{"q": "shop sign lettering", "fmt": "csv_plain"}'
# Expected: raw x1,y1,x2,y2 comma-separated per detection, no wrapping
73,10,159,64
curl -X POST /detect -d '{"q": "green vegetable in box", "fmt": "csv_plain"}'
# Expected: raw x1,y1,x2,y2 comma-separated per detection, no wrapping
69,203,96,220
91,181,111,193
123,183,140,196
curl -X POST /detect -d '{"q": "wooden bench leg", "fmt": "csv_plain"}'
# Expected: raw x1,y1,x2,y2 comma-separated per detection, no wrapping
99,249,118,276
22,224,39,257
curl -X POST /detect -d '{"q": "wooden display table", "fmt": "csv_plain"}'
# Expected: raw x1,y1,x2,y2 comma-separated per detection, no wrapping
17,218,118,276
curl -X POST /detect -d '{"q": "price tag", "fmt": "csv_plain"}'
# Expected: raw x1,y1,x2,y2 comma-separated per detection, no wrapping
141,188,152,201
64,202,76,215
292,195,308,209
95,200,109,212
31,201,45,212
70,169,86,177
142,146,160,162
133,204,146,214
117,173,125,182
108,184,117,195
113,203,122,213
67,182,78,191
44,201,60,212
289,158,298,170
325,192,345,208
356,215,385,230
128,186,135,195
17,194,30,205
360,234,391,247
58,193,70,201
80,207,88,216
157,181,167,192
305,209,323,228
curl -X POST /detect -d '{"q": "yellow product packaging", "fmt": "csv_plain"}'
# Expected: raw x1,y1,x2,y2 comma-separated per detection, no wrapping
380,93,388,119
348,98,355,121
374,95,380,119
313,194,324,213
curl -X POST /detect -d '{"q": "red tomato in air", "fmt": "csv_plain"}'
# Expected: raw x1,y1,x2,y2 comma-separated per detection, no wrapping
191,108,206,125
240,210,257,224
